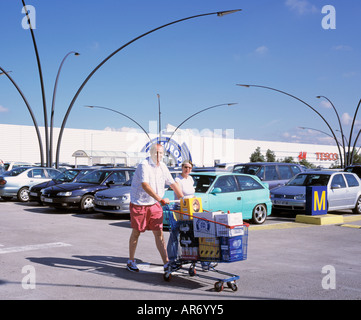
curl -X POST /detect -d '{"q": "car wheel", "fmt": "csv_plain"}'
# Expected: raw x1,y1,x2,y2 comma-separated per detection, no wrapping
252,204,267,224
17,187,30,202
352,196,361,214
80,194,94,211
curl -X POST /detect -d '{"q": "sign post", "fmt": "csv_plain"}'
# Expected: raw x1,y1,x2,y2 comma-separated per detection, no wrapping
305,186,328,215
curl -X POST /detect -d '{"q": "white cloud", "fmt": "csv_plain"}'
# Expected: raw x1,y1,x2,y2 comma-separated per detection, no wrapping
341,112,352,126
332,45,352,52
254,45,269,55
285,0,318,15
320,100,332,109
0,105,8,113
342,71,358,78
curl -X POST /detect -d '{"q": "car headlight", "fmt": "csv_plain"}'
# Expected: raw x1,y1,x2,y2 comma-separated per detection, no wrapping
57,191,72,196
294,194,305,200
111,195,128,202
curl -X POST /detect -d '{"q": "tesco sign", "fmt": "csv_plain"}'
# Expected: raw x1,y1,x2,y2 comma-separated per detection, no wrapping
315,152,338,161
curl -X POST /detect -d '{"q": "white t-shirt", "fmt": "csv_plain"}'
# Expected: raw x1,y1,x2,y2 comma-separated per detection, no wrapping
130,158,175,205
174,174,195,199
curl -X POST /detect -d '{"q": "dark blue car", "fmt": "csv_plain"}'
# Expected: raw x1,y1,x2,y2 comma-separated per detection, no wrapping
29,168,96,203
40,168,134,211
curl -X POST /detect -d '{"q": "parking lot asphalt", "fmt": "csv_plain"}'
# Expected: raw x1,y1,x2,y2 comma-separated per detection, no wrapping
1,198,361,302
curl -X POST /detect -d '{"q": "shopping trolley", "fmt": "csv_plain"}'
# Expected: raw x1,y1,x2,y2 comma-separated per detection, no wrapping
163,202,249,292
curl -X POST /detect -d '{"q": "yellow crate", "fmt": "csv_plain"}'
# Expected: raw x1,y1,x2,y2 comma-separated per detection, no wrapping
199,237,220,260
180,197,203,220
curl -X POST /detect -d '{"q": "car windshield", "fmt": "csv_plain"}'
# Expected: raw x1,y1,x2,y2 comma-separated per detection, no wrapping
2,167,29,177
77,170,112,184
286,174,331,186
192,174,216,193
54,170,81,183
233,165,261,176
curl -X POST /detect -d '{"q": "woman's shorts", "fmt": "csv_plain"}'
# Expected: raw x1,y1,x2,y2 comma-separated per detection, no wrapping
130,202,163,232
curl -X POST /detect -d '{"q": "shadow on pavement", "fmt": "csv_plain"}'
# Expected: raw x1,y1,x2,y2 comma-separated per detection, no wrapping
26,255,205,290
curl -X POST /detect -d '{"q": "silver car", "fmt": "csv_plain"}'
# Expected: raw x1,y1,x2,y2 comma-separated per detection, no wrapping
93,170,180,216
94,185,131,216
0,167,60,202
270,170,361,214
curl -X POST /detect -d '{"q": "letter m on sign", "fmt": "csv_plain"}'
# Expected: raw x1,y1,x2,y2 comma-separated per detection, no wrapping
314,191,326,211
306,186,327,215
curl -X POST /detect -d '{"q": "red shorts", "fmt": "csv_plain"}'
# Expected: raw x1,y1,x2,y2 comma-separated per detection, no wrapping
130,202,163,232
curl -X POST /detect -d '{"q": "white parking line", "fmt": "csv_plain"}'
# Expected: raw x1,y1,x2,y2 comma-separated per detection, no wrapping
0,242,72,254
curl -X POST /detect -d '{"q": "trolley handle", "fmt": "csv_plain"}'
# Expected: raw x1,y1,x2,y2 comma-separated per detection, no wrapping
170,209,249,229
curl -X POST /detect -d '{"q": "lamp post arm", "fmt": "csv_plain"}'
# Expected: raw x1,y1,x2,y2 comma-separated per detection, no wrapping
22,0,49,166
317,95,346,165
0,66,44,166
238,84,344,168
350,128,361,165
49,51,79,167
347,99,361,166
298,126,343,145
167,103,236,143
55,9,241,167
84,105,151,142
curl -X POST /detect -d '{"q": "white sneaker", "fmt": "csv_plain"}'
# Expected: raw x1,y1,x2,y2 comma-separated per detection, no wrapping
127,259,139,272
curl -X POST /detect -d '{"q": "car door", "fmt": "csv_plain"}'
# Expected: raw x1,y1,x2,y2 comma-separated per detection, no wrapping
264,165,280,189
328,173,347,209
28,168,49,186
343,173,360,207
235,175,267,220
276,165,294,188
207,175,241,213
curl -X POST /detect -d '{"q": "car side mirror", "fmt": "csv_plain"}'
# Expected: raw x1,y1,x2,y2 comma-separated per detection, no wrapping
211,187,222,194
106,180,115,187
331,184,341,189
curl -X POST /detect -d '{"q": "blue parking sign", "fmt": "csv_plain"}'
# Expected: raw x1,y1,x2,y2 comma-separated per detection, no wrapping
306,186,328,215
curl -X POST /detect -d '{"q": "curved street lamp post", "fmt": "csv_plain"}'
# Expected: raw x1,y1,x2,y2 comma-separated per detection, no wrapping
0,67,45,166
49,51,80,166
167,103,238,144
84,105,151,142
55,9,241,168
237,84,344,168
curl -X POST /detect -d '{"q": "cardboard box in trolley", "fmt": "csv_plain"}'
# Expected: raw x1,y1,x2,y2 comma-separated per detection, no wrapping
215,212,244,237
220,235,245,262
193,211,223,237
199,237,220,261
180,197,203,220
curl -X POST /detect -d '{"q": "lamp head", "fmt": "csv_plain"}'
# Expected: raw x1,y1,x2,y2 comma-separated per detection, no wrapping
217,9,242,17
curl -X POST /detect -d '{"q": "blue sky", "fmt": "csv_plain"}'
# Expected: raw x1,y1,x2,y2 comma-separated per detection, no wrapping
0,0,360,146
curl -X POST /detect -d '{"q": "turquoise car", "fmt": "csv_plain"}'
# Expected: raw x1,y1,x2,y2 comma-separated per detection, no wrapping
164,172,272,225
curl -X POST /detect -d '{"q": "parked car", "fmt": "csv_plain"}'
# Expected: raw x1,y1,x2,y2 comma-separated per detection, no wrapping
270,170,361,214
0,167,60,202
344,165,361,179
95,172,272,224
3,161,34,171
40,168,135,211
233,162,304,189
29,168,96,203
94,169,180,216
169,172,272,224
94,184,132,216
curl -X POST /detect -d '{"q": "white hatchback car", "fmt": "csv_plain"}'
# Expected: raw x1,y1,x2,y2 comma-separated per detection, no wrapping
0,167,60,202
271,170,361,214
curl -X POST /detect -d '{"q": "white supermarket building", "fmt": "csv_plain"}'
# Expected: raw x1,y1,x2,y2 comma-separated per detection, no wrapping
0,123,340,168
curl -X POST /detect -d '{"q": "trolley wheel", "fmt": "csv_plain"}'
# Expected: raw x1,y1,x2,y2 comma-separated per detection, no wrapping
214,281,224,292
188,266,196,277
227,281,238,292
163,272,172,282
